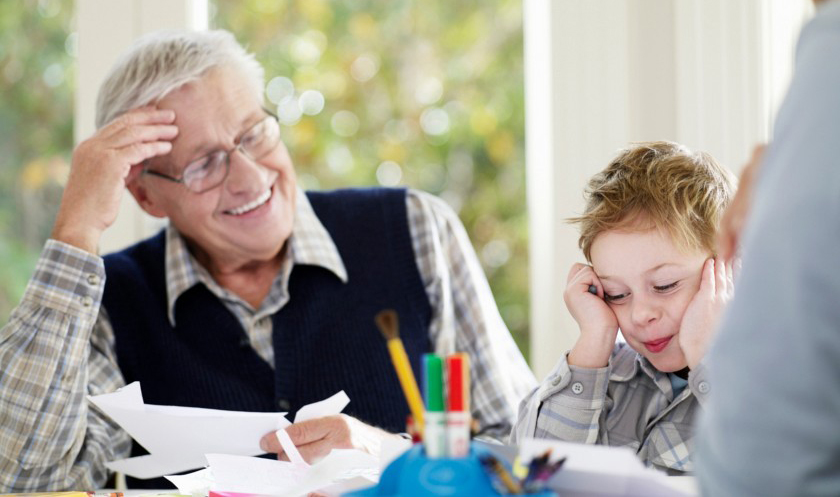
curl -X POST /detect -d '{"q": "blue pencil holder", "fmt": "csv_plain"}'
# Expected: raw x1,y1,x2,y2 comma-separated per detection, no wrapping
345,442,556,496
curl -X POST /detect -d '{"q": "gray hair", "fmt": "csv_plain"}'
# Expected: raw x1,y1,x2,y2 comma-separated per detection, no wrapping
95,29,264,128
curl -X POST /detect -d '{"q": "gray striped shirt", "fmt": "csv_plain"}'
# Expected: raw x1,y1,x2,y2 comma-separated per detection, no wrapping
511,342,709,474
0,188,535,491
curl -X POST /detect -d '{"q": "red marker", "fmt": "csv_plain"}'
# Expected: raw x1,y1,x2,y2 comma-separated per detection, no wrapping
446,353,471,457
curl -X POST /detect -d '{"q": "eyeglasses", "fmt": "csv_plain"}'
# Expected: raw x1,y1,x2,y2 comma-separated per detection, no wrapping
143,113,282,193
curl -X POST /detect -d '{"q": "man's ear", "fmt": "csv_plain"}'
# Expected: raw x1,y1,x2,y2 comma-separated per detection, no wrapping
127,174,168,218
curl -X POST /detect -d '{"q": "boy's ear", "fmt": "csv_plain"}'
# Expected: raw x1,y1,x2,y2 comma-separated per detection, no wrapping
126,174,168,219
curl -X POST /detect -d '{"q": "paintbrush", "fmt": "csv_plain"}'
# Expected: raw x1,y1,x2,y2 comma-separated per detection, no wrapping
375,309,425,435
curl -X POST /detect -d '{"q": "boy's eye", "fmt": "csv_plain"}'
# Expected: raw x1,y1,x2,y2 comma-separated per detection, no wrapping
604,292,628,302
654,281,679,292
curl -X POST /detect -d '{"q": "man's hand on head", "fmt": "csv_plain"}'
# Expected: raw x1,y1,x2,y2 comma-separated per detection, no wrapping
259,414,399,464
51,106,178,254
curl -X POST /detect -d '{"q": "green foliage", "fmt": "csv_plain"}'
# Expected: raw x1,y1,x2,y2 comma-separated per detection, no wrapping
0,1,530,360
0,0,75,323
213,0,530,357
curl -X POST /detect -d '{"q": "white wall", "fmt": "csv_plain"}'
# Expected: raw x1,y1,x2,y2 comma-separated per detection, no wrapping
76,0,208,254
525,0,811,380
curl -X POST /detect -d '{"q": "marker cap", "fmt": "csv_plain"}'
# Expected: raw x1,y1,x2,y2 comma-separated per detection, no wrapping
447,353,469,412
422,353,444,412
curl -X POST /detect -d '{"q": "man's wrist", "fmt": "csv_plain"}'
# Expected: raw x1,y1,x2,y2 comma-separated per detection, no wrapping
51,222,101,255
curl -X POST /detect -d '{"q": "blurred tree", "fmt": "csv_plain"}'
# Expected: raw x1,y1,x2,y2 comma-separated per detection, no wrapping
212,0,530,357
0,0,530,360
0,0,74,322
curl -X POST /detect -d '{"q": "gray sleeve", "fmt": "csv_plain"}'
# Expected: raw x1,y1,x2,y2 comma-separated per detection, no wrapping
696,6,840,495
687,362,711,408
510,351,610,445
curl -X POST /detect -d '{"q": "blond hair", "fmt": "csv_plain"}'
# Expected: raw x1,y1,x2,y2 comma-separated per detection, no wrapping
570,141,735,261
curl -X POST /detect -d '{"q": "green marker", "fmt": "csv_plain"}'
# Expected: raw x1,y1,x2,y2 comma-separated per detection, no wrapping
422,353,446,458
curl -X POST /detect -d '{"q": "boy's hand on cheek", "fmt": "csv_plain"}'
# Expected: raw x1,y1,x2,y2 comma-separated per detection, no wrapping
565,263,619,368
678,257,735,368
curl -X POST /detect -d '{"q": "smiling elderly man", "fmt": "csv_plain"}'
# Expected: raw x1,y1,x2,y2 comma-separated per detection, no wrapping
0,30,535,491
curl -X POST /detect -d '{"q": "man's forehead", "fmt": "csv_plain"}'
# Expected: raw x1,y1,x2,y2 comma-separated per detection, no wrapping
157,67,262,127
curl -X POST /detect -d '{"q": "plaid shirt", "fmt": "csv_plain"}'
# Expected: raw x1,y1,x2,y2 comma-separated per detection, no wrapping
0,189,535,491
510,342,710,475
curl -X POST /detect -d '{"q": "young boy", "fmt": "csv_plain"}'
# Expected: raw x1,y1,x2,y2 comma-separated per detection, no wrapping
511,141,735,474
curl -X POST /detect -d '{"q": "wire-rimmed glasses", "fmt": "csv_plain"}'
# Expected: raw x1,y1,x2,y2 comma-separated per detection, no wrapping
143,113,281,193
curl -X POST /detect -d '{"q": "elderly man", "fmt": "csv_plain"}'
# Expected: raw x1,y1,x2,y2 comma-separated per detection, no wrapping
0,30,535,491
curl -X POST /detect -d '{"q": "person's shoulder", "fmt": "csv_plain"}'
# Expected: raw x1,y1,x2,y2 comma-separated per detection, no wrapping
406,188,451,208
405,188,463,224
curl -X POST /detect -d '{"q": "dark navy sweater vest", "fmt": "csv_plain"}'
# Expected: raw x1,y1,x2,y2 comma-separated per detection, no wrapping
102,188,431,486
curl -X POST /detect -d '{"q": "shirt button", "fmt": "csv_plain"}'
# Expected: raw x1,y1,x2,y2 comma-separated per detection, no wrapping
551,376,562,386
698,381,710,394
571,382,584,395
238,337,251,348
277,399,291,411
80,295,93,308
86,274,100,286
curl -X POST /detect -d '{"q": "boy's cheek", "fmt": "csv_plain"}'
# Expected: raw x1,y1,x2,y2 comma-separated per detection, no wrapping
670,290,696,320
616,324,636,345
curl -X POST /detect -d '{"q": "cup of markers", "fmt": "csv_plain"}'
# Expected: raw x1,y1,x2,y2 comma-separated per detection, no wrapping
347,351,562,496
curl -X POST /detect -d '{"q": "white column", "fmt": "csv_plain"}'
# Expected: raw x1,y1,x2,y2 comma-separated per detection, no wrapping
673,0,767,172
75,0,208,254
526,0,635,380
525,0,807,379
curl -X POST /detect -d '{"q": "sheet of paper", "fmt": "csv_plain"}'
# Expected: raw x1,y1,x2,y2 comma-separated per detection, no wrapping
92,384,353,480
107,453,207,480
89,382,292,479
280,449,378,496
314,475,380,497
165,467,214,495
378,435,412,472
293,390,349,423
204,450,378,497
206,453,305,495
275,428,308,466
519,438,695,497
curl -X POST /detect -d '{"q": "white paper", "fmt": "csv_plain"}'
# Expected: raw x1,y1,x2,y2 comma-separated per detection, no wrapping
293,390,350,423
165,467,213,495
378,436,412,472
519,438,696,497
207,453,304,494
314,475,380,497
90,382,290,479
91,384,355,481
107,454,206,480
275,428,308,466
281,449,378,496
204,450,378,497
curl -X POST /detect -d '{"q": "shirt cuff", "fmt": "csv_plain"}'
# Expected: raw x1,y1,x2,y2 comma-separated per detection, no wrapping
688,362,712,405
538,352,611,409
21,239,106,323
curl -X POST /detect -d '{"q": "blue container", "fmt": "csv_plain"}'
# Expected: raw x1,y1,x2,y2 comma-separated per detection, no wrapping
345,443,556,496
